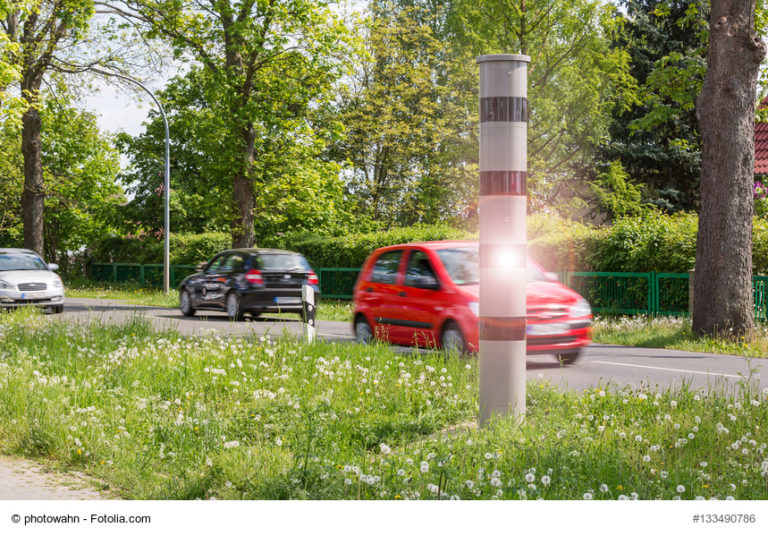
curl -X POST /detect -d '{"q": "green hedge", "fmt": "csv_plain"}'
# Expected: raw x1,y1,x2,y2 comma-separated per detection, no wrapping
531,211,768,274
260,224,476,268
90,232,231,266
89,213,768,275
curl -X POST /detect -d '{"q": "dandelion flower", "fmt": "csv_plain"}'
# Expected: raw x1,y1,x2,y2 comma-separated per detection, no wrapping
599,484,609,493
676,485,685,493
541,475,551,486
420,461,429,474
583,492,593,500
643,455,651,462
379,443,391,455
525,473,535,483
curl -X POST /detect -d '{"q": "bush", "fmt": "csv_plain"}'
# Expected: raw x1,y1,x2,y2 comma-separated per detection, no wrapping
89,232,231,266
88,214,768,275
528,214,604,272
260,224,476,268
589,211,698,273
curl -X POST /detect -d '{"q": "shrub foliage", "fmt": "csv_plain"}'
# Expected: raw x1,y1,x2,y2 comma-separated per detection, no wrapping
90,213,768,274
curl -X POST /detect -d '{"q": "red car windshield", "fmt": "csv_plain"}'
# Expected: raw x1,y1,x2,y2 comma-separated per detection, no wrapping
435,246,547,285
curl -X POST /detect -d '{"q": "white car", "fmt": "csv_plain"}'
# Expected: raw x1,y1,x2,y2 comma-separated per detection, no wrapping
0,248,65,313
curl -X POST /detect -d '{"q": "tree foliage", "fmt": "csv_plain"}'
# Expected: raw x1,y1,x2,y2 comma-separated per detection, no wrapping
1,0,96,255
106,0,353,247
115,69,360,243
328,2,476,228
601,0,709,212
0,91,123,270
443,0,637,213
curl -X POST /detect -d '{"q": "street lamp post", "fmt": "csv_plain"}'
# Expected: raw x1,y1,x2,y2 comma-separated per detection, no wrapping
94,69,171,293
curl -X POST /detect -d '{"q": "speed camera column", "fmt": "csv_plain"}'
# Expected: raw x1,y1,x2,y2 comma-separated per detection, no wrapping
477,54,530,425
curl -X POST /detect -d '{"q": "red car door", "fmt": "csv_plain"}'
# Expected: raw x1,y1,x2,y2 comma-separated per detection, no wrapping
358,249,410,343
396,249,444,348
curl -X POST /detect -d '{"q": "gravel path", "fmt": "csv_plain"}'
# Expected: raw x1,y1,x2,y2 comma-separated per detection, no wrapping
0,456,107,500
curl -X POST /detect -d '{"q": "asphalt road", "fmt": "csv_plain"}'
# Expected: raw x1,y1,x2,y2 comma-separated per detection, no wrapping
60,297,767,395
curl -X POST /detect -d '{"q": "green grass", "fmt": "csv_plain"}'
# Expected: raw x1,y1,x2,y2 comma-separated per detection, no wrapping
0,308,766,500
64,282,354,322
65,283,179,308
62,282,768,356
593,315,768,358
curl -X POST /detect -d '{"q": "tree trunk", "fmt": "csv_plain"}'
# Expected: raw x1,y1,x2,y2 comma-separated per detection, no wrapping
232,124,256,248
21,101,44,256
693,0,766,336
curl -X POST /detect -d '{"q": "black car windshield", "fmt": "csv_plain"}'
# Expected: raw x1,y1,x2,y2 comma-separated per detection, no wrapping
435,246,547,285
259,253,311,271
0,252,47,271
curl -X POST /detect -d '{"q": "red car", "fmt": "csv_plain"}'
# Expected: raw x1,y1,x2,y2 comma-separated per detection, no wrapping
352,241,592,364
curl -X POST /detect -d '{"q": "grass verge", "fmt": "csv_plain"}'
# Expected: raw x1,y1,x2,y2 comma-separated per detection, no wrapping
0,309,766,499
593,316,768,358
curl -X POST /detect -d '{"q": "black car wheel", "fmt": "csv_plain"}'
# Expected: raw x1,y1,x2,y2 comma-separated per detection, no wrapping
226,291,243,320
556,350,582,365
354,317,373,344
179,289,195,316
441,321,467,354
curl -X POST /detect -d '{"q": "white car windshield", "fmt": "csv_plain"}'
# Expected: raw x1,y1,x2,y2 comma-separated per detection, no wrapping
0,253,47,271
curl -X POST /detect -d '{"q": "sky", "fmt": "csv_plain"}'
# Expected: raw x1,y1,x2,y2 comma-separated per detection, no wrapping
83,81,154,139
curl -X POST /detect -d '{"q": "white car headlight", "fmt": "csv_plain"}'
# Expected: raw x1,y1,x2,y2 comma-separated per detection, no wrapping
469,301,479,316
52,277,63,288
0,279,12,290
570,298,591,318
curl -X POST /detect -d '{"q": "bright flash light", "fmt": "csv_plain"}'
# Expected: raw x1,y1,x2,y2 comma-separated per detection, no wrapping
495,248,521,268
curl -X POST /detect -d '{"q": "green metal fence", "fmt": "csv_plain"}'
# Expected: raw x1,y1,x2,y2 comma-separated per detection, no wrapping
566,272,652,315
85,263,768,320
89,263,197,288
317,268,361,299
755,276,768,323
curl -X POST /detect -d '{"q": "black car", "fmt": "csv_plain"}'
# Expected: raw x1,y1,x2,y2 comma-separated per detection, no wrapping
178,248,320,319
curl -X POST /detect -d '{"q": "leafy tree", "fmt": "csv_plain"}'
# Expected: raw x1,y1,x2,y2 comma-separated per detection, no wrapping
0,91,123,271
115,69,360,242
329,2,477,228
588,160,649,222
693,0,765,336
601,0,709,212
104,0,352,247
1,0,95,255
444,0,637,213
